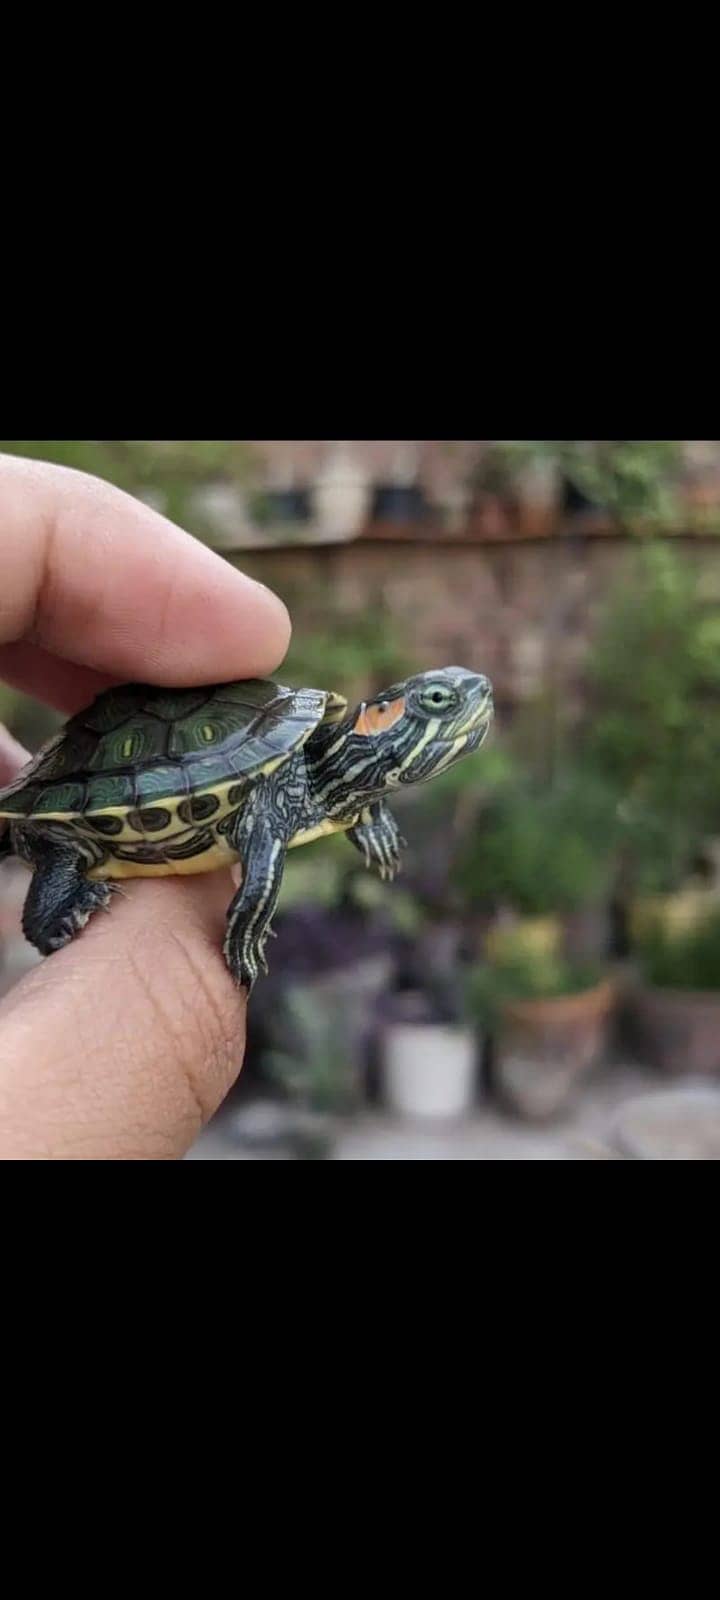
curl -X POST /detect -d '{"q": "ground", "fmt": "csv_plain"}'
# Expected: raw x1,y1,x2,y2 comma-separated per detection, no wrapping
3,866,719,1161
186,1063,720,1160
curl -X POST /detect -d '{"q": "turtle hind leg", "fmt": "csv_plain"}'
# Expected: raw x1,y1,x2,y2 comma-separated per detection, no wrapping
347,801,406,881
223,797,287,993
18,831,113,956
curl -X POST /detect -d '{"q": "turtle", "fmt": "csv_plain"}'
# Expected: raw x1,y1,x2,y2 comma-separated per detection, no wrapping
0,665,493,991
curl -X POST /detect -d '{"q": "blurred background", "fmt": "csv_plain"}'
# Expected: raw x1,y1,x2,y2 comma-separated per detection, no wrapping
5,441,720,1158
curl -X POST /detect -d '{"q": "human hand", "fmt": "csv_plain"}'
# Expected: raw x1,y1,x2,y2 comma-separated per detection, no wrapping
0,454,290,1159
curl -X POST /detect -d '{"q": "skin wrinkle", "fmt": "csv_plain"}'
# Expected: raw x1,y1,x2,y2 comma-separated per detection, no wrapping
124,947,207,1136
0,880,246,1159
27,502,61,648
125,928,227,1133
165,921,243,1084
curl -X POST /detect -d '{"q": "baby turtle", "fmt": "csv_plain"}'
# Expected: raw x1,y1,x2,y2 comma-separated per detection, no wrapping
0,666,493,991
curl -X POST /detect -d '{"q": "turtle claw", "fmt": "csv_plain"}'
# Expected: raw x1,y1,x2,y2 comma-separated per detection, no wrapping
27,876,115,956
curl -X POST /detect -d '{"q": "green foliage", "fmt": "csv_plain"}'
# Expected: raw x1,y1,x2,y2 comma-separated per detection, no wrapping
0,684,60,748
0,440,254,485
456,769,619,915
264,984,358,1111
0,441,256,536
584,542,720,892
480,441,682,528
279,583,412,699
278,833,349,910
638,909,720,990
467,953,602,1024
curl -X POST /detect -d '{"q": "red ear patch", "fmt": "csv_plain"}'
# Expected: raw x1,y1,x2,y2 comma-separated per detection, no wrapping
354,695,406,737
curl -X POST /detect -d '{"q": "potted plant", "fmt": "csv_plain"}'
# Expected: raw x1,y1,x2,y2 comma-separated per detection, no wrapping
372,748,520,1123
379,975,481,1122
630,901,720,1075
469,923,614,1120
261,484,313,524
465,445,518,539
553,441,680,533
250,891,398,1087
263,983,364,1157
457,772,619,1117
369,442,430,527
466,442,561,539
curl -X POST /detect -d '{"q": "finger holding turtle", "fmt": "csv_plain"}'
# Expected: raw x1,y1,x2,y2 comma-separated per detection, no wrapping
0,455,290,1160
0,454,494,1159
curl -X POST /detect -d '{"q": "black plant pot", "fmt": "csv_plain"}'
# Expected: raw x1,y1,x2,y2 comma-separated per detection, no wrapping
561,475,607,516
370,483,428,522
263,487,313,523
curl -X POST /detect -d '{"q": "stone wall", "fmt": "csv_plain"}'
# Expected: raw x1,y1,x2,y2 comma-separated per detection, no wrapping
237,534,720,711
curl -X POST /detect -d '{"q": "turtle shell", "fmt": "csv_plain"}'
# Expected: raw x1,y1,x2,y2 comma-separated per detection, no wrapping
0,679,343,826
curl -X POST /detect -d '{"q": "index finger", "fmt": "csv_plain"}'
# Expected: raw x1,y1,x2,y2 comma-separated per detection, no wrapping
0,453,290,690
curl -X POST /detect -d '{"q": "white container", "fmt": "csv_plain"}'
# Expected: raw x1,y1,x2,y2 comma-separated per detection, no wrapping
381,1022,478,1121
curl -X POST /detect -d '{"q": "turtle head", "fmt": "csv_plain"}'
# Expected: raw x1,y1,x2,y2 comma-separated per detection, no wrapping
350,666,494,792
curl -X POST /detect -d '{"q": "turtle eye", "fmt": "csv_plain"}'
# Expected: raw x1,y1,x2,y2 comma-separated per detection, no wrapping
420,683,456,712
378,700,389,713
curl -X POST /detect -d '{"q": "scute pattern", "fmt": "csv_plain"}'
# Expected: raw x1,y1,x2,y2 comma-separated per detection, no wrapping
0,677,332,822
34,783,86,813
136,765,187,800
87,813,124,836
166,707,256,758
127,807,172,833
80,684,148,733
83,773,135,809
177,794,220,823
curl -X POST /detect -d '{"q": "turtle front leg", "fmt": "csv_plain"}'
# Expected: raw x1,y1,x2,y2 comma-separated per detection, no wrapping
346,801,406,882
223,795,287,993
15,829,114,956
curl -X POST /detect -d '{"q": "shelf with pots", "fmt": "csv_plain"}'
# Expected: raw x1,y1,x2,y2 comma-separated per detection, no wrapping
197,441,720,551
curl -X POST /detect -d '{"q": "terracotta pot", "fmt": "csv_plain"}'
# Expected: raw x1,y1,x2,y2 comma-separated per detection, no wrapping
465,493,515,540
513,460,561,539
632,986,720,1075
493,979,615,1120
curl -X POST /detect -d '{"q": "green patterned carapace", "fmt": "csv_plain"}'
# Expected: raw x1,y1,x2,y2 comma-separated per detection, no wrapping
0,668,493,991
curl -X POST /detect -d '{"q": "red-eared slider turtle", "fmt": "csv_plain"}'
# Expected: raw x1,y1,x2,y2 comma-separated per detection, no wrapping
0,667,493,991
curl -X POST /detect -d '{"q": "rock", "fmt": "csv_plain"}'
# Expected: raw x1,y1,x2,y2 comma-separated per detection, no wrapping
612,1085,720,1160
